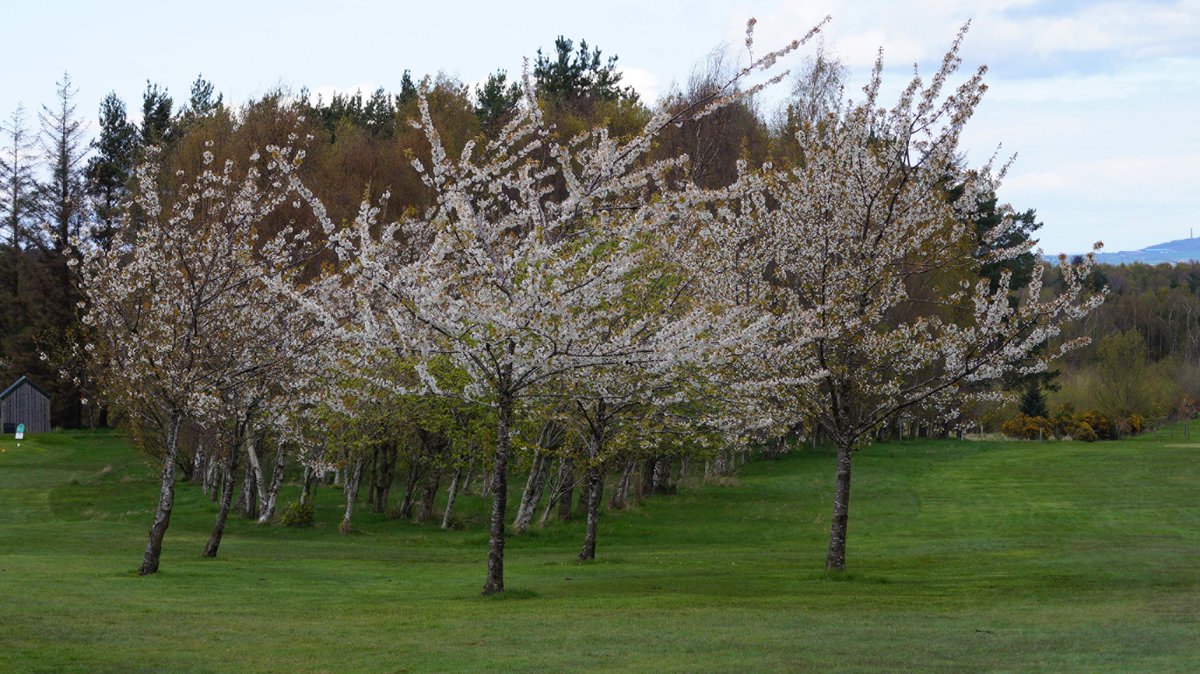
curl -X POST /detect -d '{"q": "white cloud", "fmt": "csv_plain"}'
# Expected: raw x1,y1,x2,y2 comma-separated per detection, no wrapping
617,66,662,103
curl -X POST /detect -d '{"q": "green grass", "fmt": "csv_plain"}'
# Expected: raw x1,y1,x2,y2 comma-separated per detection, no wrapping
0,428,1197,672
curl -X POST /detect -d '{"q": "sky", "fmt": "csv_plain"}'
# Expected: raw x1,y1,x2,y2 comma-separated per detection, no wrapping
2,0,1197,254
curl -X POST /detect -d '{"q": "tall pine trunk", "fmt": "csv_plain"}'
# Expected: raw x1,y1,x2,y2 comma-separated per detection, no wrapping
204,444,240,558
138,410,183,575
825,440,853,571
482,393,513,596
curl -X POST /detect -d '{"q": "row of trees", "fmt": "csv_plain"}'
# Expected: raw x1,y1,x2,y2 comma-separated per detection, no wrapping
18,20,1104,594
2,18,1104,590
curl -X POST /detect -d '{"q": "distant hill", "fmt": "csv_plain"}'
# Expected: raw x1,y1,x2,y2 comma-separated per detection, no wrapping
1046,237,1200,266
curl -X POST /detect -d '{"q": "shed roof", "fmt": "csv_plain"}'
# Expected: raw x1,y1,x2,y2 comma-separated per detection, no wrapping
0,375,50,401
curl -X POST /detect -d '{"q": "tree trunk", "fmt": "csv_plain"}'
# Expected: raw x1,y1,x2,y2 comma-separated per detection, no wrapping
640,457,657,498
578,465,604,560
340,457,365,533
139,410,183,575
237,458,259,520
556,457,575,521
609,460,636,509
441,466,463,530
825,440,854,571
246,439,266,505
257,442,287,523
482,394,513,596
652,458,671,493
513,452,552,533
398,459,422,519
300,464,317,506
370,441,398,514
203,445,240,558
416,468,441,524
203,450,219,501
190,440,205,483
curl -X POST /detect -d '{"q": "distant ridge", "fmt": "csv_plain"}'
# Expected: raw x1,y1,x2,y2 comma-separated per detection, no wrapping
1045,237,1200,266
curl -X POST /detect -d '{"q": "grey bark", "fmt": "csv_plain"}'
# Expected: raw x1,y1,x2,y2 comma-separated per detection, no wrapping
340,457,365,533
300,464,317,506
138,410,183,575
578,465,604,560
825,440,853,571
368,441,398,514
609,460,636,509
640,457,657,498
246,439,266,505
441,466,463,529
513,452,553,533
203,443,240,558
482,392,513,596
237,457,258,520
556,456,575,521
416,468,441,524
538,456,571,527
257,442,286,523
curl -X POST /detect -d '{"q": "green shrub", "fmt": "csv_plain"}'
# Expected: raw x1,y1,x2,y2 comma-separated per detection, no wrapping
279,501,314,528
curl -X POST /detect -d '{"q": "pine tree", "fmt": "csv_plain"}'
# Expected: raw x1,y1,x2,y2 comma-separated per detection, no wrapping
38,72,89,253
1019,383,1049,419
474,70,522,136
0,105,38,249
140,81,174,148
86,93,137,249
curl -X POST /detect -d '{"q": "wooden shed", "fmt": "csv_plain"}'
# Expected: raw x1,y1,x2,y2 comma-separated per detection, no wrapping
0,375,51,434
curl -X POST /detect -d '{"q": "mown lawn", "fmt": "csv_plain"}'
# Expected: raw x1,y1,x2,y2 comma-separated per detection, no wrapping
0,427,1197,672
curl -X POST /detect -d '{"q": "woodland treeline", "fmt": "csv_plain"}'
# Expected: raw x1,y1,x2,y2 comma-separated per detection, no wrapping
0,23,1161,592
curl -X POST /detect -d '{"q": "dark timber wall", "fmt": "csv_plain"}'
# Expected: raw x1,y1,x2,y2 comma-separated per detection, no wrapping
0,376,51,433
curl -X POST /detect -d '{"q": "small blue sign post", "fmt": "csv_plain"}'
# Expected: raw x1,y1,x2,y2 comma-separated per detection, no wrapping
15,423,25,441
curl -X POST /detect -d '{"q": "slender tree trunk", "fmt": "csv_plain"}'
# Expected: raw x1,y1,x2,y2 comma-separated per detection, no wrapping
371,441,398,514
578,465,604,561
441,466,463,530
538,456,569,526
340,457,365,533
610,460,636,509
190,440,205,483
398,459,422,519
556,457,575,521
258,442,286,523
640,457,657,498
513,453,552,533
204,444,240,558
139,410,183,576
825,440,854,571
652,458,671,493
203,450,218,501
246,439,266,505
300,465,317,506
238,458,259,520
576,472,591,515
482,393,513,596
416,468,441,524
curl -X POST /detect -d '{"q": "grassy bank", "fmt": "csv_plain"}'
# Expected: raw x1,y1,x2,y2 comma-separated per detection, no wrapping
0,428,1196,672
